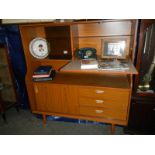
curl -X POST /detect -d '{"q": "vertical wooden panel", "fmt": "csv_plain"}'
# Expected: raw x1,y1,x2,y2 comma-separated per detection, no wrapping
34,83,48,111
35,26,46,38
19,26,43,111
71,25,79,58
77,21,132,37
64,85,79,114
78,36,131,58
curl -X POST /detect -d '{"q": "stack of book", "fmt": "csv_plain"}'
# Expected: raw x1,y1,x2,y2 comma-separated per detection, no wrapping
32,66,56,82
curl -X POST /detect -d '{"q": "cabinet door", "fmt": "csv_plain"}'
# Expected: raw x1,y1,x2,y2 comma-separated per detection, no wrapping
33,83,79,115
34,83,65,113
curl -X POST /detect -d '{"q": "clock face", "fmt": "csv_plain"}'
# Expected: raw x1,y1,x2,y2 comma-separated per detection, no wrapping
29,37,49,59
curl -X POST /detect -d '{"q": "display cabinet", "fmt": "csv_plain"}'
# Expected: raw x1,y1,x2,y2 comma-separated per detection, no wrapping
0,44,18,122
126,20,155,134
19,20,138,134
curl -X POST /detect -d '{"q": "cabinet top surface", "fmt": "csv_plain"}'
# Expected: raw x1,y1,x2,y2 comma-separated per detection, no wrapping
60,59,138,75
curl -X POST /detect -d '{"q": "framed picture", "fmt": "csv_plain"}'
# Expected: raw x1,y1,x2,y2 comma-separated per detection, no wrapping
101,37,130,59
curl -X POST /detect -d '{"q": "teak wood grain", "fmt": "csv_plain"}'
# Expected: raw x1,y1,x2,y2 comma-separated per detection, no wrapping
77,36,131,58
78,87,129,110
79,106,127,120
38,73,130,89
34,83,79,115
34,83,65,113
76,21,132,37
79,97,129,109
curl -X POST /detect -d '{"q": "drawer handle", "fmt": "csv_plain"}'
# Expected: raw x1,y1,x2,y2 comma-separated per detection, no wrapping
95,90,104,94
95,110,103,114
96,100,104,104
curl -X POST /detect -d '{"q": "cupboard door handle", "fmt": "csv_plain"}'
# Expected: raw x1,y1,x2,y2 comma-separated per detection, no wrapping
96,100,104,104
95,90,104,94
34,86,38,94
95,110,103,114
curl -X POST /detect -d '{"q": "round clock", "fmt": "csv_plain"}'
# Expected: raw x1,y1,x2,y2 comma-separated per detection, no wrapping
29,37,49,59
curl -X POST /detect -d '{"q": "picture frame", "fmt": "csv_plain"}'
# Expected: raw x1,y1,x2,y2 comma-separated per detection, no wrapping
101,37,130,59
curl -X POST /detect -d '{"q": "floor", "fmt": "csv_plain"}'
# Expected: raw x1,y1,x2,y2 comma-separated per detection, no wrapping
0,108,124,135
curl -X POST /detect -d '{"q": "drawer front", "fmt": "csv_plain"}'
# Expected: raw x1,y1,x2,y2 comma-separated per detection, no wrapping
79,106,127,120
78,86,129,100
79,96,129,109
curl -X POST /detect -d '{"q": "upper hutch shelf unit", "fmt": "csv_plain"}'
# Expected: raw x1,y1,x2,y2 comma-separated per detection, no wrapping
19,19,138,134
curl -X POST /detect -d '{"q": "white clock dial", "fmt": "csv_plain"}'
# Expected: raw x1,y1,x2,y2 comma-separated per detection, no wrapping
29,37,49,59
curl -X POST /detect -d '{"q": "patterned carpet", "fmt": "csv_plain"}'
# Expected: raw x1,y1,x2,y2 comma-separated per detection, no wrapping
0,108,124,135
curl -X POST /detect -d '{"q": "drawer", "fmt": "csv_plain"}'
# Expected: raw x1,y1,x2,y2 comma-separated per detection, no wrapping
79,96,129,109
78,86,129,101
79,106,127,120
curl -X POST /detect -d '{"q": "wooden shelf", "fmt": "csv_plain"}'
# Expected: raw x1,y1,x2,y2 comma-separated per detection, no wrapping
33,72,130,89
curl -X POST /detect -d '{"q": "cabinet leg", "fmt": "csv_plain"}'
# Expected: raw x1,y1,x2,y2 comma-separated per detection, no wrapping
111,124,115,134
43,114,46,125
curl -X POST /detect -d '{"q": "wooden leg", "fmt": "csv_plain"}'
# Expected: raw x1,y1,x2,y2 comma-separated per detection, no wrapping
43,114,46,125
111,124,115,135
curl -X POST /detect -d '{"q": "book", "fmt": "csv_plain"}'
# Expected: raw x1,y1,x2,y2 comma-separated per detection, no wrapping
33,66,52,75
81,59,98,69
33,70,56,82
32,69,52,78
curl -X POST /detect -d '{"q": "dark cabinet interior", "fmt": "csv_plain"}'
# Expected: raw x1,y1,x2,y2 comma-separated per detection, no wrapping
45,26,72,59
127,97,155,134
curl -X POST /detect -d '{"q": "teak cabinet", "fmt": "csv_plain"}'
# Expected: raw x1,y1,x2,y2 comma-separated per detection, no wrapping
19,20,138,134
32,73,131,128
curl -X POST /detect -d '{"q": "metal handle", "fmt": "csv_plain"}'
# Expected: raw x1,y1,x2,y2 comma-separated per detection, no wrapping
95,110,103,114
95,90,104,94
95,100,104,104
